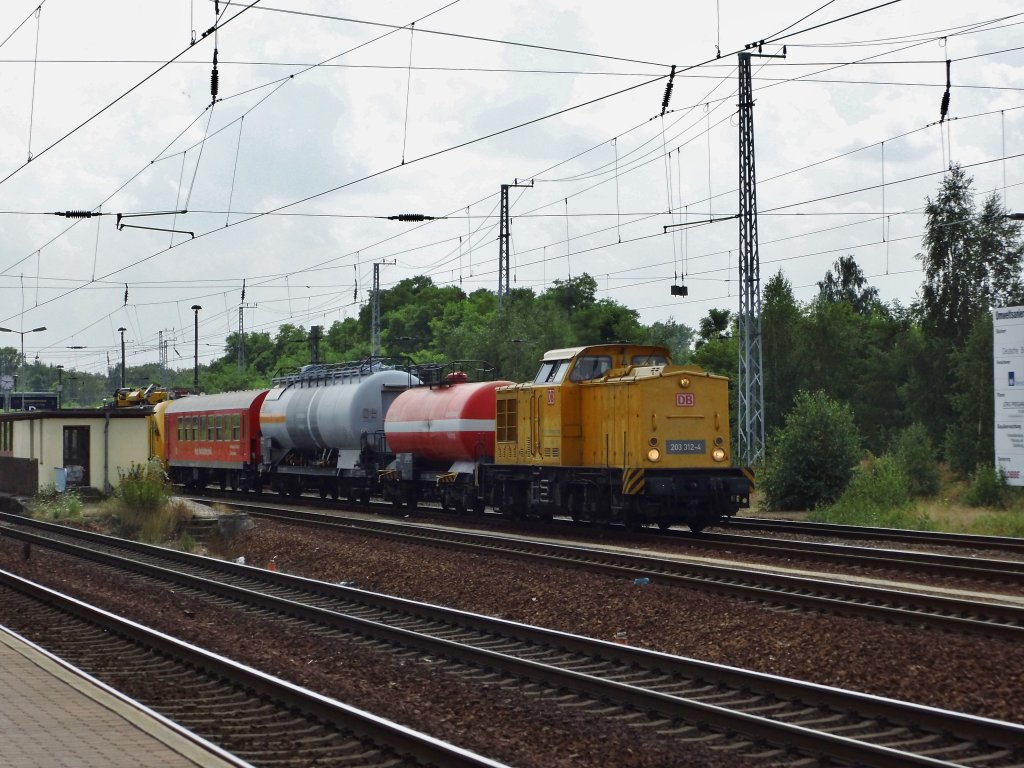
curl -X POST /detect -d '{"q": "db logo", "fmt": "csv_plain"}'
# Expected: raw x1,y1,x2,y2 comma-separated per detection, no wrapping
547,389,555,405
675,393,695,407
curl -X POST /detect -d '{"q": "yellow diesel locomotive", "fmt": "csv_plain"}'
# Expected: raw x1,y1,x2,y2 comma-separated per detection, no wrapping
484,343,752,531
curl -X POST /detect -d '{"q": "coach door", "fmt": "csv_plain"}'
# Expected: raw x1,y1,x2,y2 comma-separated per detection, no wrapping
63,425,90,487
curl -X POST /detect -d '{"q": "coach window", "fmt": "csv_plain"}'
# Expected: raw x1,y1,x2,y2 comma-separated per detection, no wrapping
216,415,224,441
233,414,241,440
192,415,199,441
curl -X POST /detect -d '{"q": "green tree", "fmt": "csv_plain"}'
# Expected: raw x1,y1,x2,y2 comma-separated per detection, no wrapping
695,308,732,349
975,193,1024,307
817,255,880,315
917,163,982,349
892,422,941,498
643,318,694,364
762,271,804,437
762,390,862,511
944,316,995,476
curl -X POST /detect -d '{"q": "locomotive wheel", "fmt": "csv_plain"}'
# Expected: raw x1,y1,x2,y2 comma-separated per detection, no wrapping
688,521,707,534
657,521,672,531
319,485,328,500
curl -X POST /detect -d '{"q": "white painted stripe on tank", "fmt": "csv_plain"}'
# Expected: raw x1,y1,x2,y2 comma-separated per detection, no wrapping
386,418,494,433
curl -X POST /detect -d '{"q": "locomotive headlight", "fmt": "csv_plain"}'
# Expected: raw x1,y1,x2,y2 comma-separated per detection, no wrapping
712,447,727,462
647,447,662,462
679,377,690,388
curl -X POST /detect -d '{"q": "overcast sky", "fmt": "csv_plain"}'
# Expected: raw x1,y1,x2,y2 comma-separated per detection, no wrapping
1,0,1022,377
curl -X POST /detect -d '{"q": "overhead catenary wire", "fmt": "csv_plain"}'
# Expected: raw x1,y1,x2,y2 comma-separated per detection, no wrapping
4,0,1019,360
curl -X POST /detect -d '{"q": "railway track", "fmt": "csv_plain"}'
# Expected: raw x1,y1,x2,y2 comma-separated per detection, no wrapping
4,516,1024,767
0,569,507,768
726,517,1024,557
172,503,1024,639
188,488,1024,585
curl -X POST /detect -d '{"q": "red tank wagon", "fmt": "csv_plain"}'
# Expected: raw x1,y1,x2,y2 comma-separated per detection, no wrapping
385,378,515,465
381,376,513,512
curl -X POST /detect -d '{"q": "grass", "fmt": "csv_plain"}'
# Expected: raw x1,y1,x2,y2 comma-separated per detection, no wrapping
28,485,83,522
790,460,1024,537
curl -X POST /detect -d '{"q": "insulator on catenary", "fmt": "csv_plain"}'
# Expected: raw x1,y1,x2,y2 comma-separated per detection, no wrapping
939,59,951,122
388,213,435,221
211,48,219,100
55,210,96,218
660,65,676,116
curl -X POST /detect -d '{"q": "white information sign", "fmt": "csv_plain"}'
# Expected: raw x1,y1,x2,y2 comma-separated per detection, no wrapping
993,306,1024,485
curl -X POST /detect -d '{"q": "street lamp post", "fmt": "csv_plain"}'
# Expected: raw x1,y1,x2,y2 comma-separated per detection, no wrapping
117,327,127,389
191,305,202,392
56,365,64,409
0,325,46,393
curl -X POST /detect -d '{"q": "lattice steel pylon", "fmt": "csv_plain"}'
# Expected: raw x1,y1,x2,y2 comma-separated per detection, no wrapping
497,180,532,309
736,50,779,466
371,260,395,356
158,330,168,383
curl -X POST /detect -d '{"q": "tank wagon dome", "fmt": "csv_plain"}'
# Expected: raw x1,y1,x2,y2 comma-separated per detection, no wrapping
385,379,515,464
259,360,420,454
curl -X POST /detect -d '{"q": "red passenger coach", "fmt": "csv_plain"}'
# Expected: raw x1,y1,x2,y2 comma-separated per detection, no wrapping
163,389,269,490
385,379,515,465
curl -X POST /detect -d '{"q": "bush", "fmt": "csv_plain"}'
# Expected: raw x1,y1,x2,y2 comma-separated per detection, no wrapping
110,461,188,543
892,422,941,498
809,453,933,529
116,461,170,510
761,390,862,511
964,464,1007,508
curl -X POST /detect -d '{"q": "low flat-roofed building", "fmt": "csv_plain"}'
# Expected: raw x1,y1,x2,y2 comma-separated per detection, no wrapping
0,408,151,496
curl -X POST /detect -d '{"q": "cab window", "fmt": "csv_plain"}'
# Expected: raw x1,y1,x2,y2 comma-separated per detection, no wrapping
569,355,612,382
534,360,570,385
631,353,667,366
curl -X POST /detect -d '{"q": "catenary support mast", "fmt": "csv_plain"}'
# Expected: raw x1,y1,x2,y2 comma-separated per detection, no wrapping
737,48,783,465
497,180,532,309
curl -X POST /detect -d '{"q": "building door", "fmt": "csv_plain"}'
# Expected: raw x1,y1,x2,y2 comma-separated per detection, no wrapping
63,426,90,487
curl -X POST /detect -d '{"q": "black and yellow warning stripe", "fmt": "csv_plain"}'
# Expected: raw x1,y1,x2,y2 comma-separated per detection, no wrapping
622,467,644,495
